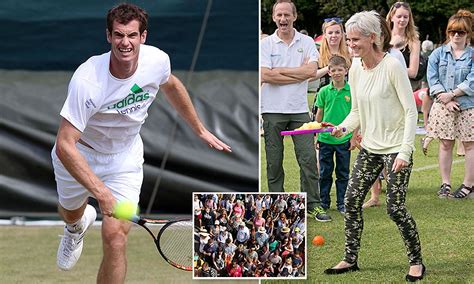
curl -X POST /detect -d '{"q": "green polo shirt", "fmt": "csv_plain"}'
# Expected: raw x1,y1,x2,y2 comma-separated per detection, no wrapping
316,81,353,144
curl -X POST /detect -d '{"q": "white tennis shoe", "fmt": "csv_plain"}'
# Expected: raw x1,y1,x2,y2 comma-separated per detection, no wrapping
57,204,97,270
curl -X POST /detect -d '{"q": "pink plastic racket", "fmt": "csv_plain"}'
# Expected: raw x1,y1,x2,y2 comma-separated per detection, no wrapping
280,127,346,136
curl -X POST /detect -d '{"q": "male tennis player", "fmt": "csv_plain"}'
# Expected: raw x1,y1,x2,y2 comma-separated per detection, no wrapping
51,3,231,283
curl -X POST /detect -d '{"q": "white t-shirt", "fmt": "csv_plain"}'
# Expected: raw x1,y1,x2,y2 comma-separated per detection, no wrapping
60,44,171,154
260,29,319,114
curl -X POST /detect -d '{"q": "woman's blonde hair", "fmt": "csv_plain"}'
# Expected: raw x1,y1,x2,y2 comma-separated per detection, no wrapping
445,9,473,45
386,2,419,49
319,20,351,68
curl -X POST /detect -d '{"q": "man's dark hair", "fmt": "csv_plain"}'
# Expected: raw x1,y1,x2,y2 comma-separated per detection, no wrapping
107,3,148,34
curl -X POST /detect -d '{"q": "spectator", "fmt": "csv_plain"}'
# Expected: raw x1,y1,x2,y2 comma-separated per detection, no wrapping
223,238,237,265
253,210,266,228
280,236,294,259
279,257,293,276
201,262,218,277
268,249,283,272
202,237,216,264
387,1,422,90
268,235,280,253
232,200,245,220
235,222,250,246
260,0,329,222
217,226,233,246
311,16,352,120
259,245,271,263
228,261,243,277
217,210,229,230
201,206,215,232
256,226,270,247
193,194,203,228
199,231,210,254
426,9,474,199
213,247,226,275
315,55,358,214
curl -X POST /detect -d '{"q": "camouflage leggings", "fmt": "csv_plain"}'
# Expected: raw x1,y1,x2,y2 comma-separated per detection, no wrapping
343,149,422,265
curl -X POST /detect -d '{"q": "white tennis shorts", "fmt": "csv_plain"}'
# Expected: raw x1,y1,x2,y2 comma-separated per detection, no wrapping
51,137,144,210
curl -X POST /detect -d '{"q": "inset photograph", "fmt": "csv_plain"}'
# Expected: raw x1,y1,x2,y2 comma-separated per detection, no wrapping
193,193,307,279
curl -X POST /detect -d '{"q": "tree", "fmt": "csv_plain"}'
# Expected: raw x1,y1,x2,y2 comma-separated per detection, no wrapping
261,0,474,43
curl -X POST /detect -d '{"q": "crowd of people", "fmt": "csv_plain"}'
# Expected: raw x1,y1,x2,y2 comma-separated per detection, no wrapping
193,193,306,278
261,0,472,281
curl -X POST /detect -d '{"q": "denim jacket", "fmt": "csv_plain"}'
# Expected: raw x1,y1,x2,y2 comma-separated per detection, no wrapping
427,43,474,110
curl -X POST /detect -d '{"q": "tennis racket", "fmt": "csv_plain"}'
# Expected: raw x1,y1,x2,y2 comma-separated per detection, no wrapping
131,216,193,271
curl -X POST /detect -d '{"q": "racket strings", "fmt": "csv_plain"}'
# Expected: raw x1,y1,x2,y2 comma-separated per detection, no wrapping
158,221,193,268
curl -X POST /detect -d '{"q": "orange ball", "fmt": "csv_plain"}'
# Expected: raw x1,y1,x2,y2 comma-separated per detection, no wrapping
312,235,325,246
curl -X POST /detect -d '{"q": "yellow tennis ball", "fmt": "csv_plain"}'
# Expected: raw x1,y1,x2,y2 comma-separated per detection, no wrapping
113,200,139,220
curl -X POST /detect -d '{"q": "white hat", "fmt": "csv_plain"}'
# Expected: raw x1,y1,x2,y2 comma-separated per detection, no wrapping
215,220,220,225
281,227,290,233
258,227,266,233
220,226,227,231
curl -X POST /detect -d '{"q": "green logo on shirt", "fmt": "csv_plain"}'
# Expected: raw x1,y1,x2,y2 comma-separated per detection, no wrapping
107,84,150,110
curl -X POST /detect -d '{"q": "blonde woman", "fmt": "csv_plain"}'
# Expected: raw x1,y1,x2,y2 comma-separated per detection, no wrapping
311,17,352,117
387,2,421,90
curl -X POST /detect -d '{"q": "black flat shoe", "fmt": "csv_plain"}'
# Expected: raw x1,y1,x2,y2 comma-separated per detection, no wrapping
324,263,359,275
406,264,426,282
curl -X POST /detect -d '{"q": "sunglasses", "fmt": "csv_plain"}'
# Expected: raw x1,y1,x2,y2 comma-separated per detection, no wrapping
393,2,410,8
448,30,467,36
324,17,342,24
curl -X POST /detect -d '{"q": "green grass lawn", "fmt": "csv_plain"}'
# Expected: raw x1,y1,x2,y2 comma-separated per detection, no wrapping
261,136,474,283
0,225,258,284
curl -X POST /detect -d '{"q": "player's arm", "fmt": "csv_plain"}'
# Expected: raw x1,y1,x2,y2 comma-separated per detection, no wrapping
55,118,115,215
261,67,303,84
276,61,318,81
160,74,231,152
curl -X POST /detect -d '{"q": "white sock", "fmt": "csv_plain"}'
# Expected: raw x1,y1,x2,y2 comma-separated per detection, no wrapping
66,217,84,233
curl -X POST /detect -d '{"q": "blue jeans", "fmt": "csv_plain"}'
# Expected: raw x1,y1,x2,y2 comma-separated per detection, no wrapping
318,141,350,210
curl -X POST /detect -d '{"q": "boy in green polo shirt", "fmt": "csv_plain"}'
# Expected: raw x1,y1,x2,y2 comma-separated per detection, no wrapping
315,55,358,214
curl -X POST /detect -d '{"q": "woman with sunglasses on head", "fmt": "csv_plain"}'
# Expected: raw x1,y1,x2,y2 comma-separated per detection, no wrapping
387,2,422,91
426,9,474,199
311,17,352,118
324,11,425,282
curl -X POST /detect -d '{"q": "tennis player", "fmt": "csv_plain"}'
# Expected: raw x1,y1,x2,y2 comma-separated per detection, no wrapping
51,3,231,283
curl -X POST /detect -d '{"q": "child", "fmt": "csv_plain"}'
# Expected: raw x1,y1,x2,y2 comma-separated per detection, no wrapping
315,55,358,214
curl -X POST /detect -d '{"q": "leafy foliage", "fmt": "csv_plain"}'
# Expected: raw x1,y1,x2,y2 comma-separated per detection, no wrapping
261,0,474,43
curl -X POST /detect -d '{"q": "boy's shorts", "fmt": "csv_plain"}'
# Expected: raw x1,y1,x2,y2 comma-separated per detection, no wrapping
51,137,144,210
